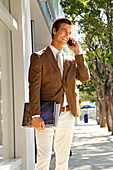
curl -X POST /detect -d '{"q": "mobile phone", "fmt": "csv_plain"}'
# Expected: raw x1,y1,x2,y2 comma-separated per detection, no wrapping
67,39,72,46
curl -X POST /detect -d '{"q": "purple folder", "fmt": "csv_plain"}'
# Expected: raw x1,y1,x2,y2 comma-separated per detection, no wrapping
22,101,59,127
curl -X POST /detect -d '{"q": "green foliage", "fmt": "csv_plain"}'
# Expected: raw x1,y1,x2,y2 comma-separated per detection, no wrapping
77,79,95,95
61,0,113,102
77,79,96,102
79,91,96,103
60,0,113,61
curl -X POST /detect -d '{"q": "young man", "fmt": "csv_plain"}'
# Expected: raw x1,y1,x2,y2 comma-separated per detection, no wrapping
29,18,90,170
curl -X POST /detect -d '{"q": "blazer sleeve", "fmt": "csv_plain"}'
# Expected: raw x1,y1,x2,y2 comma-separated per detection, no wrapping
28,53,42,117
75,54,90,82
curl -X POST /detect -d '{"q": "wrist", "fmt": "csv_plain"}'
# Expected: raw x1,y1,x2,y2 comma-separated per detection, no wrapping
74,50,81,55
32,115,40,118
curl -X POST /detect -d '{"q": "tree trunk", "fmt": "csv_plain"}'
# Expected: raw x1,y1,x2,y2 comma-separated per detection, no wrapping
105,96,112,131
109,86,113,135
96,100,100,125
110,104,113,135
100,100,106,127
98,84,106,127
0,102,2,145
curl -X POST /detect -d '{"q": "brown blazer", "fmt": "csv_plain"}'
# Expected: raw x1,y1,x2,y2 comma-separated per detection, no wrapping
28,46,90,117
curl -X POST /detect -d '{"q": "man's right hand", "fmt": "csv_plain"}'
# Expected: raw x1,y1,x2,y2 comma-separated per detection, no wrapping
32,117,45,130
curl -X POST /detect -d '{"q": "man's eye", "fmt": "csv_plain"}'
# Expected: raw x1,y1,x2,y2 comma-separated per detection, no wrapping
65,31,68,34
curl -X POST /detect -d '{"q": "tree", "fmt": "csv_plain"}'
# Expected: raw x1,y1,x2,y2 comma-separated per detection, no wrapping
61,0,113,132
77,79,96,103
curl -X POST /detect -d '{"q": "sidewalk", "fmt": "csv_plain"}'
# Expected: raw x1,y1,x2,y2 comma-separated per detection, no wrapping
50,119,113,170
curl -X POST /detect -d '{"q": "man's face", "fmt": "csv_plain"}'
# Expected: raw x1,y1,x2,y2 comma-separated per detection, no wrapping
53,23,72,46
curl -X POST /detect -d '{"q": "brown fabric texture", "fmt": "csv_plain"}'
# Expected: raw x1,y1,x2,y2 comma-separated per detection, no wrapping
28,46,90,117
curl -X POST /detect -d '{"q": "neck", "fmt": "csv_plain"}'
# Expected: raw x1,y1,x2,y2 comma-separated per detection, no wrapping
51,40,63,51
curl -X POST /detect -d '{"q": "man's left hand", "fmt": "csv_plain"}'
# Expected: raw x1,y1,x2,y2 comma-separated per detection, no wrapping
67,38,80,55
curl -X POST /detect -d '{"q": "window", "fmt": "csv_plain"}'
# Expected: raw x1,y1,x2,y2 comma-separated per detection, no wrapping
0,0,10,12
0,20,14,159
41,1,53,29
0,43,2,161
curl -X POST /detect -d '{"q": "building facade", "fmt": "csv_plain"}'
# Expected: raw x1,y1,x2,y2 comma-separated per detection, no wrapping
0,0,64,169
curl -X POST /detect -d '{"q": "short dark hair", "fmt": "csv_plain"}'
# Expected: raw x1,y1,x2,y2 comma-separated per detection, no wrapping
52,18,72,39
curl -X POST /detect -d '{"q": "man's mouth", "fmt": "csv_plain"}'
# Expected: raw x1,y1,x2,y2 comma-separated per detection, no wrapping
62,38,68,42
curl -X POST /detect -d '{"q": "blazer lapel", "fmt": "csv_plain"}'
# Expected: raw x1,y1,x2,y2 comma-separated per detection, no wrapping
45,46,62,79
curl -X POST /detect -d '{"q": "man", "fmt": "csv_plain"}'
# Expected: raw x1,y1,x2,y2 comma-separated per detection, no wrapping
29,18,90,170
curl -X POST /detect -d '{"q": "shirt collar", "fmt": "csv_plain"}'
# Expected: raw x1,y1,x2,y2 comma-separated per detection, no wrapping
49,45,63,59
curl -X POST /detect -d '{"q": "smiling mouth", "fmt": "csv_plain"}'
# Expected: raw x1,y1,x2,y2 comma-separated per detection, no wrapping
62,38,68,41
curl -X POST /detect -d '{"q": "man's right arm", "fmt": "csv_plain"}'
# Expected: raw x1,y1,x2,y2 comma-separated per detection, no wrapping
28,53,45,129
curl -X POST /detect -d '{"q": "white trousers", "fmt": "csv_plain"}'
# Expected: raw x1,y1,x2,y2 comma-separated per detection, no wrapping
35,111,75,170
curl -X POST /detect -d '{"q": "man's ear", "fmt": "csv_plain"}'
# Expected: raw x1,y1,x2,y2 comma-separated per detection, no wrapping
52,28,56,36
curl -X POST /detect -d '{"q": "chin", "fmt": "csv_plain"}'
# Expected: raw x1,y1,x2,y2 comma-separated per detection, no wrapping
62,41,67,45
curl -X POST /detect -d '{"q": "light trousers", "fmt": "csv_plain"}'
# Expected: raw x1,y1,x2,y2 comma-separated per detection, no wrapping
35,111,75,170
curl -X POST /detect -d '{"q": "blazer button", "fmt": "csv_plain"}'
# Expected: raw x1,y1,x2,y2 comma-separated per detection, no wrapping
62,94,64,97
62,81,64,85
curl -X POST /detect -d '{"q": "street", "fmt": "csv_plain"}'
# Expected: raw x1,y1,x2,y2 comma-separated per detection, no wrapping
50,119,113,170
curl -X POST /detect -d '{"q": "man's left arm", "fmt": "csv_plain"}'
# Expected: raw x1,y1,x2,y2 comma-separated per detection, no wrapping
67,39,90,82
75,54,90,82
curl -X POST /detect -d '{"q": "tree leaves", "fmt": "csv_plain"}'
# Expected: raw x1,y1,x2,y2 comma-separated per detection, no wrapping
61,0,113,102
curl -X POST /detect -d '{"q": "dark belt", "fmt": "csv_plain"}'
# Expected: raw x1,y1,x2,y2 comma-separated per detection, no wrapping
62,105,70,112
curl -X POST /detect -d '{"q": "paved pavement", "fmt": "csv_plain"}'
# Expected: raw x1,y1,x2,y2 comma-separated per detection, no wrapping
50,119,113,170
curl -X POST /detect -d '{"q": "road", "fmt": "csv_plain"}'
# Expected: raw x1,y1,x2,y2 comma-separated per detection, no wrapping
50,119,113,170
